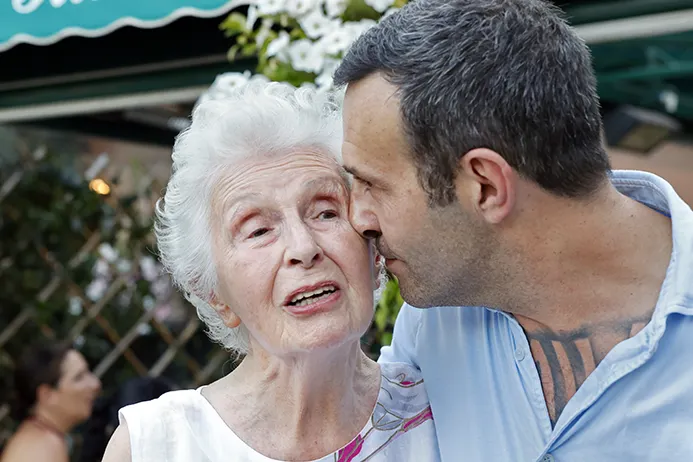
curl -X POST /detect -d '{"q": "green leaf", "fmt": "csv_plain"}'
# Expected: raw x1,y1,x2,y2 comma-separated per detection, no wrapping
227,44,241,61
380,332,393,346
374,303,389,331
220,12,249,35
241,43,258,57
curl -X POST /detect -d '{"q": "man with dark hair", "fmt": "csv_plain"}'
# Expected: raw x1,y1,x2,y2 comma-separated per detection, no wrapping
335,0,693,459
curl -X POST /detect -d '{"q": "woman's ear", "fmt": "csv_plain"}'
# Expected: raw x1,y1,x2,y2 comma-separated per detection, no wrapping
209,293,242,328
36,383,56,407
373,253,383,290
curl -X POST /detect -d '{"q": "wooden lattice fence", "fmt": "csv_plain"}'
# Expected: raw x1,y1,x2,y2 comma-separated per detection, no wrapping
0,129,231,460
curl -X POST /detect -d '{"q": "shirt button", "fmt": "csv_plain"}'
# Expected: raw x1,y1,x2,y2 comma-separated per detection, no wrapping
541,454,555,462
514,348,527,361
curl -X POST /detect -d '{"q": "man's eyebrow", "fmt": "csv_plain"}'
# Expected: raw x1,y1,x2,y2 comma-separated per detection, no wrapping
342,165,370,182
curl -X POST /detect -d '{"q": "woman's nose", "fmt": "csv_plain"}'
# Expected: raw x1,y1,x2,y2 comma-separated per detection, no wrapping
285,225,324,268
91,375,102,394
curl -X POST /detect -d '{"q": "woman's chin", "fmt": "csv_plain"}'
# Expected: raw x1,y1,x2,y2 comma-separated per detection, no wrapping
281,321,364,354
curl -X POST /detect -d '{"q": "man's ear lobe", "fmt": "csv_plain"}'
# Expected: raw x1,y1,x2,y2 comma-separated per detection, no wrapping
458,148,516,224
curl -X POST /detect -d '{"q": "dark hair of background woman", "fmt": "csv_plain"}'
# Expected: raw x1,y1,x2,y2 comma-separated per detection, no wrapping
12,341,71,422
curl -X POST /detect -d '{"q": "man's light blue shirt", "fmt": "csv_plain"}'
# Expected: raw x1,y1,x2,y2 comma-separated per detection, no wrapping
379,170,693,461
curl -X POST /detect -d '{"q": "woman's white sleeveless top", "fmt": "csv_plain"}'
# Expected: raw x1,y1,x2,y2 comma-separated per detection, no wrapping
119,362,440,461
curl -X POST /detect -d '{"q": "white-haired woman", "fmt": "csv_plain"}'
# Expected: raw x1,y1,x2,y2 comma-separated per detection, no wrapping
102,80,440,462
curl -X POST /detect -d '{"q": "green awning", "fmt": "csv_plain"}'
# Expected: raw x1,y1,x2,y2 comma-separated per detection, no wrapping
0,0,243,52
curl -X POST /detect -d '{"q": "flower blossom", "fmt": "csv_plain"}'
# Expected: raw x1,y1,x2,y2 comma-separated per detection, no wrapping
267,30,291,58
300,9,339,39
324,0,348,18
288,39,325,73
286,0,318,17
256,0,286,15
365,0,395,13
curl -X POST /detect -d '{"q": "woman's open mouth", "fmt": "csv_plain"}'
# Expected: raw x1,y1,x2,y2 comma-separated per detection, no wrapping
283,283,342,316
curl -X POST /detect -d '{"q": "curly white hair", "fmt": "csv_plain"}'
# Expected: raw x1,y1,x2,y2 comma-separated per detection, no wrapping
155,77,385,354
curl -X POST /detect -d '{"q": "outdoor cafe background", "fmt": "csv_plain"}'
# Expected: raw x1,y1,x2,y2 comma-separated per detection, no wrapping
1,0,693,459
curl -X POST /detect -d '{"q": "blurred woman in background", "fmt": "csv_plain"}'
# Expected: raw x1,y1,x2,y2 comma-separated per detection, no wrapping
1,341,101,462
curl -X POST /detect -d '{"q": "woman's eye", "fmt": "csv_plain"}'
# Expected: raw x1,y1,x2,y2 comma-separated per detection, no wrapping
249,228,270,239
318,210,338,220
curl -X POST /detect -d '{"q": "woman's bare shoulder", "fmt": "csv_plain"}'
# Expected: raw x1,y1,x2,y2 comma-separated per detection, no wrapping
102,421,132,462
0,426,68,462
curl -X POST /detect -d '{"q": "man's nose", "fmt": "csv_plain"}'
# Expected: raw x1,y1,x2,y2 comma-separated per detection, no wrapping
349,196,381,239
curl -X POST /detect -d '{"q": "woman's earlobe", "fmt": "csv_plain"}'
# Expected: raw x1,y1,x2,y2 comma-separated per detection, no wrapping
373,254,384,290
210,296,242,328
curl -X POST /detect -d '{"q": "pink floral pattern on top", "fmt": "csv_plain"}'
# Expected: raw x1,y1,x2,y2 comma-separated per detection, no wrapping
334,364,437,462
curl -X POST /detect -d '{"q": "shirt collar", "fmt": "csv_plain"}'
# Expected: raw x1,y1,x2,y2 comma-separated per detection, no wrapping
610,170,693,318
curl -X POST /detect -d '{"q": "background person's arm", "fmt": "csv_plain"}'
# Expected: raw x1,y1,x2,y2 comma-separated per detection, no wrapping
101,422,132,462
377,303,423,368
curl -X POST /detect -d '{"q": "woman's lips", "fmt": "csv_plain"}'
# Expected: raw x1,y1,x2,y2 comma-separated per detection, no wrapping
283,289,342,317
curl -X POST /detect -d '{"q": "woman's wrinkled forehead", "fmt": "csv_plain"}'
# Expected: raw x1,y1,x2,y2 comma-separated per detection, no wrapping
210,151,350,216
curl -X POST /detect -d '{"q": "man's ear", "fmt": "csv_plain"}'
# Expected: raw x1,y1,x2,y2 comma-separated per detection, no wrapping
457,148,517,224
209,293,241,328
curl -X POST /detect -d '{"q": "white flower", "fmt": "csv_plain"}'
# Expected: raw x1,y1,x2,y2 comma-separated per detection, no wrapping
74,335,85,348
86,278,108,302
365,0,394,13
116,259,132,274
137,323,152,336
319,26,353,55
286,0,318,17
246,5,259,30
382,6,399,18
324,0,348,18
288,39,325,73
151,278,171,300
98,243,118,263
315,71,333,89
257,0,286,15
300,10,339,39
205,71,252,101
93,258,110,278
68,297,83,316
255,18,275,47
315,58,340,88
143,295,156,311
343,19,377,41
140,256,159,282
267,30,291,57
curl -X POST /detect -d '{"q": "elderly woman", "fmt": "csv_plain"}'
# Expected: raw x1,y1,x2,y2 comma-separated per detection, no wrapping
102,81,439,462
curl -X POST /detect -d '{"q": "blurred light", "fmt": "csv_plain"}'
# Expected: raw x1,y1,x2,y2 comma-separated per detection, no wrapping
603,105,681,154
89,178,111,195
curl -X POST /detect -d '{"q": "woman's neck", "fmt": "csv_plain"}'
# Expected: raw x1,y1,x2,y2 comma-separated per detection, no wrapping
205,341,381,460
31,408,72,436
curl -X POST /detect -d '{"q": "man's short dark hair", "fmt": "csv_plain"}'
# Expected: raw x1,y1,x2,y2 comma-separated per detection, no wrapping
334,0,611,206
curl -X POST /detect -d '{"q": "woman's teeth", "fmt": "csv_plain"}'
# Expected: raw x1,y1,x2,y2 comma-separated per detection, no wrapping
289,286,336,305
